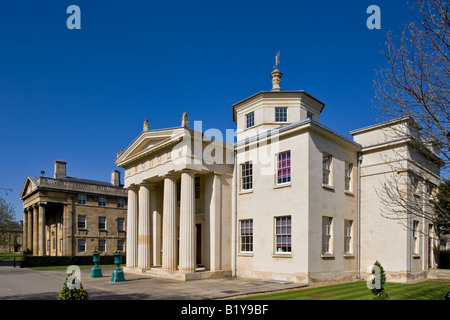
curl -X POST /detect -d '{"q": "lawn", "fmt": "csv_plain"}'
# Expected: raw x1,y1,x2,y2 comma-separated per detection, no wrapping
236,280,450,300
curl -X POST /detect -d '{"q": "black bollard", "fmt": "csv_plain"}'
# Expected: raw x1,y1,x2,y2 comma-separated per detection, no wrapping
13,256,15,268
444,292,450,300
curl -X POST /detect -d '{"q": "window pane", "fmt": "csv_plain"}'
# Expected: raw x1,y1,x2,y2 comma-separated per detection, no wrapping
275,216,291,252
241,162,253,190
275,107,287,122
277,151,291,184
246,112,254,128
240,219,253,252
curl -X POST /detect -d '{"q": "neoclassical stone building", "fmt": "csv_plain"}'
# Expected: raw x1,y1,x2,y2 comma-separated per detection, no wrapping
116,68,442,284
20,161,127,256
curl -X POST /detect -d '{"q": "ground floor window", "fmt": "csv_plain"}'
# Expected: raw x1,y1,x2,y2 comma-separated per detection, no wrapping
275,216,291,253
77,239,86,252
240,219,253,252
98,239,106,252
322,216,333,254
117,239,125,252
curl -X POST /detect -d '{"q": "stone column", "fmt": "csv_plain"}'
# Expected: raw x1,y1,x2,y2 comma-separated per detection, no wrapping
27,207,33,253
126,187,139,268
33,204,38,255
151,187,161,266
38,203,46,256
138,184,152,269
22,209,28,253
208,173,222,271
179,171,196,273
162,176,177,271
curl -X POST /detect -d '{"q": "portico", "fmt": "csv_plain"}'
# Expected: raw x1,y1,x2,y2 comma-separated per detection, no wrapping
116,115,233,280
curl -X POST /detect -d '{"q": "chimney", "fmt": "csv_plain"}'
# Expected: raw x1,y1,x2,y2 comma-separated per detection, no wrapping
54,160,67,179
111,170,121,186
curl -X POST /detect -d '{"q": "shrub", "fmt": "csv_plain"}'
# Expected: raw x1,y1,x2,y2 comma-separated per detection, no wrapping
57,274,89,300
369,260,390,300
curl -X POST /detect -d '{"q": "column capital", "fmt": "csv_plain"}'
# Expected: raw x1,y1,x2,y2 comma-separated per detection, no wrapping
127,184,140,191
39,201,47,207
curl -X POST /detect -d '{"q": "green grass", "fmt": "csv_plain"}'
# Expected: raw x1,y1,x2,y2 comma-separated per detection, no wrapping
236,280,450,300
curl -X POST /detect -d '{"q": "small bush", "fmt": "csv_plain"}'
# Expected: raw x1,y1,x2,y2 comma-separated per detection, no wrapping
57,274,89,300
369,260,390,300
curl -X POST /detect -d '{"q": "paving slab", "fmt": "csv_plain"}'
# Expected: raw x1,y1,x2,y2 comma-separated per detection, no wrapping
0,266,306,300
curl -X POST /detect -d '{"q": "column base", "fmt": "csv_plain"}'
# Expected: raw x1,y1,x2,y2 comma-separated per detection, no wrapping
123,266,232,281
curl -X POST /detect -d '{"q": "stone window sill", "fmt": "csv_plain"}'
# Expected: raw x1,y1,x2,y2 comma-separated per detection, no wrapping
322,184,335,191
321,253,335,259
272,253,292,258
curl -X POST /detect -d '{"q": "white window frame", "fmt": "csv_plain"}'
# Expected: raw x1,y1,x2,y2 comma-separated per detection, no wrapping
240,219,253,253
275,107,288,123
77,215,86,229
117,198,126,208
322,153,332,186
98,216,106,230
344,219,353,254
274,216,292,254
276,151,291,185
77,194,87,205
77,239,86,253
344,162,353,191
98,239,106,252
246,111,254,129
241,162,253,191
117,239,125,252
322,216,333,254
98,196,107,207
117,217,125,231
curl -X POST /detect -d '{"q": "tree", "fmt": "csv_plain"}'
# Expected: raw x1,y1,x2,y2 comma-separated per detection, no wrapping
374,0,449,170
373,0,449,232
0,196,17,248
433,179,450,235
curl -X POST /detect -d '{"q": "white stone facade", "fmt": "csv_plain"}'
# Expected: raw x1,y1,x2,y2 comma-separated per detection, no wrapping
116,70,442,284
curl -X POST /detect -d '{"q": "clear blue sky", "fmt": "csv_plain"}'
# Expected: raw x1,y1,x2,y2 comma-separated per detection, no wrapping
0,0,414,220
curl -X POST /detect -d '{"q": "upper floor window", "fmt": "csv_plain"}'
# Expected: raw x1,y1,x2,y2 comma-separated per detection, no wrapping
246,111,254,129
117,218,125,231
277,151,291,184
344,162,353,191
117,198,126,208
195,176,201,199
77,194,87,205
98,216,106,230
275,107,287,123
322,153,332,185
98,196,107,207
77,215,86,229
241,162,253,191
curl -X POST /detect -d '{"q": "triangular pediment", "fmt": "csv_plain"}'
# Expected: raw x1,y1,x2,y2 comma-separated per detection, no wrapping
115,127,187,167
20,176,39,199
